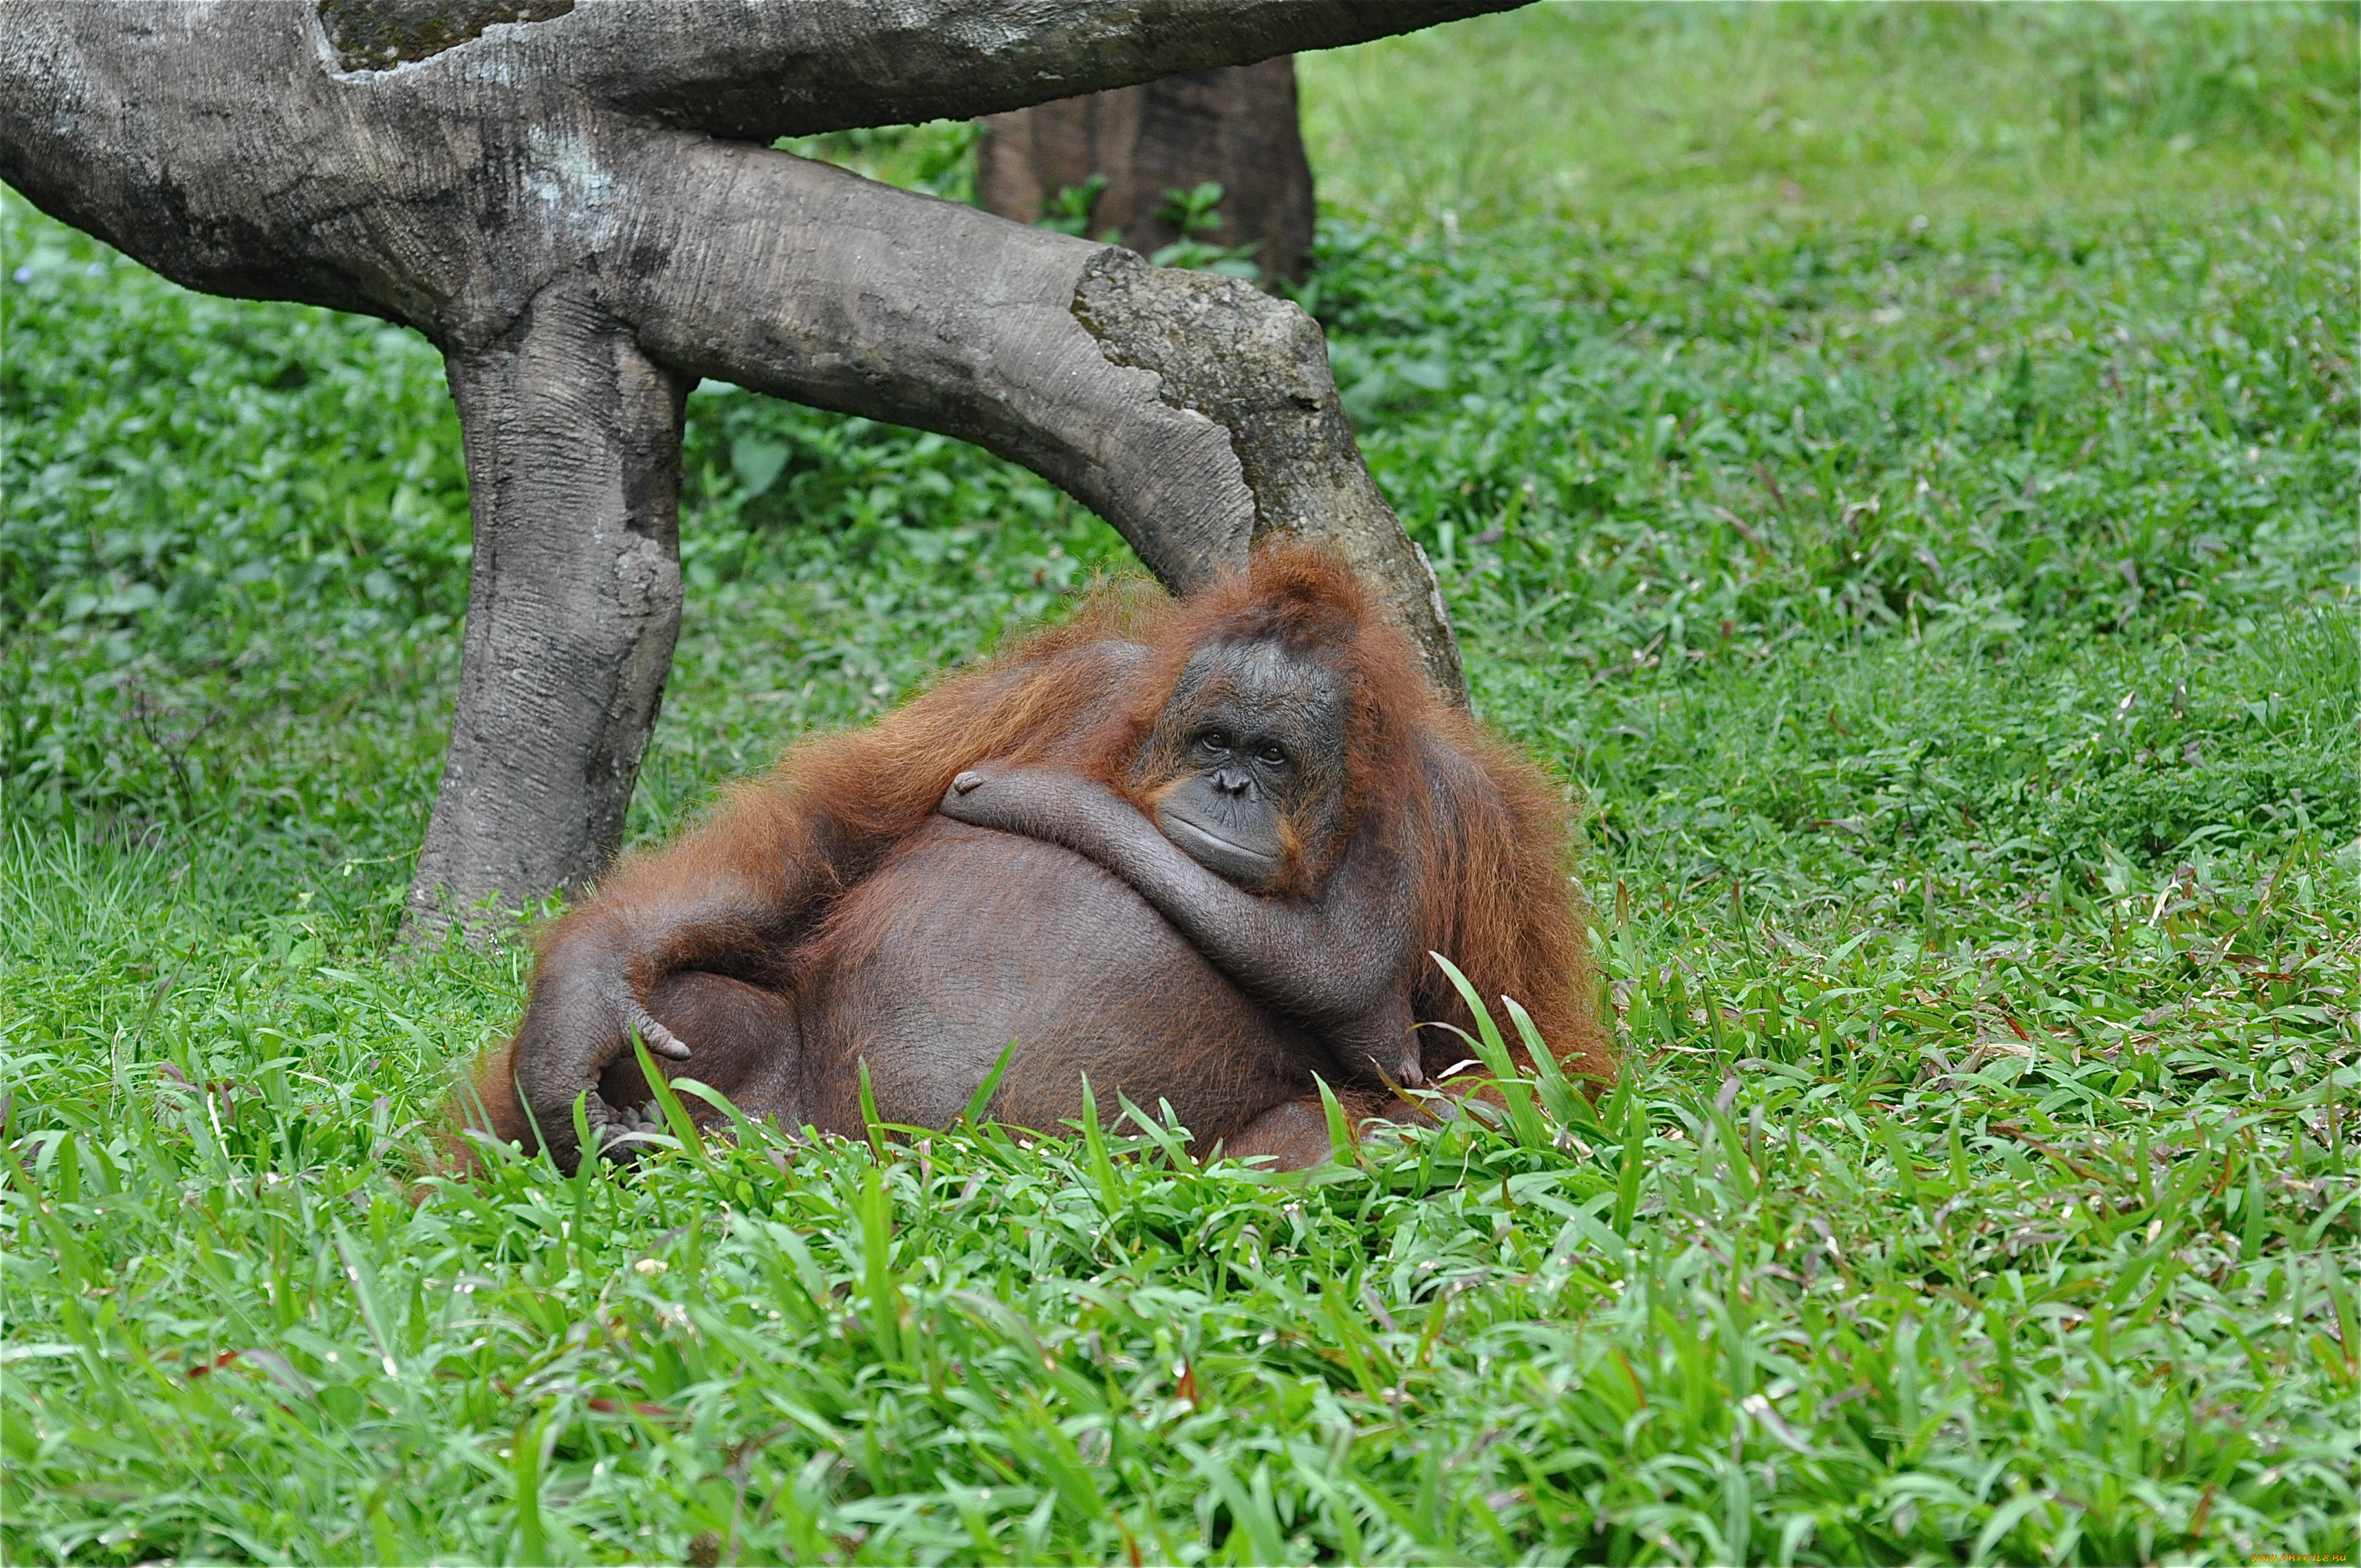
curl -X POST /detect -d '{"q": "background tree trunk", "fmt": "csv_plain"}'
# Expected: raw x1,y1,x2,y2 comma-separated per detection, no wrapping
977,57,1316,286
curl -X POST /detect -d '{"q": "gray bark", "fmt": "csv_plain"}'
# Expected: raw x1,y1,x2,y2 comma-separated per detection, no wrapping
0,0,1515,928
423,284,688,911
622,148,1259,595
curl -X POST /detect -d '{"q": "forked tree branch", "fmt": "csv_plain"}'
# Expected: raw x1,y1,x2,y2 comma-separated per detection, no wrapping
0,0,1507,917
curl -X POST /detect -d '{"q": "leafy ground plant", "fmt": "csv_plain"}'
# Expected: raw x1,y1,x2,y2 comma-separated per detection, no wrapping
3,4,2356,1563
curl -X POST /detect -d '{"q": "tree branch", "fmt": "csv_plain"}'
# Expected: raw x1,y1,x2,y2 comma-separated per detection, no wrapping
618,139,1460,689
413,1,1529,141
622,143,1255,589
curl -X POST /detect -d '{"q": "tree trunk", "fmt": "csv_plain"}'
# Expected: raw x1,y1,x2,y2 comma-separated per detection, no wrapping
978,57,1316,286
412,284,688,924
0,0,1522,929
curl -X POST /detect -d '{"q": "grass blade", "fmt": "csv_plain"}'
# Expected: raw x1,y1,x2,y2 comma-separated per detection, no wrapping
960,1039,1020,1127
1431,951,1549,1149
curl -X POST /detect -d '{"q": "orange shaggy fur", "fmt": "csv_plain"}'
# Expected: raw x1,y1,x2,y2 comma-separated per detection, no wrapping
464,544,1612,1163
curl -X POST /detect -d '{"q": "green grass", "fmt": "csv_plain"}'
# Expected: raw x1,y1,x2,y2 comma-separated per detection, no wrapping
4,4,2357,1562
1299,2,2355,230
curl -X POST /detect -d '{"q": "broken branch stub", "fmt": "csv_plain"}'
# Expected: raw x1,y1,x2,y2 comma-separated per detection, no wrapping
1072,250,1464,697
